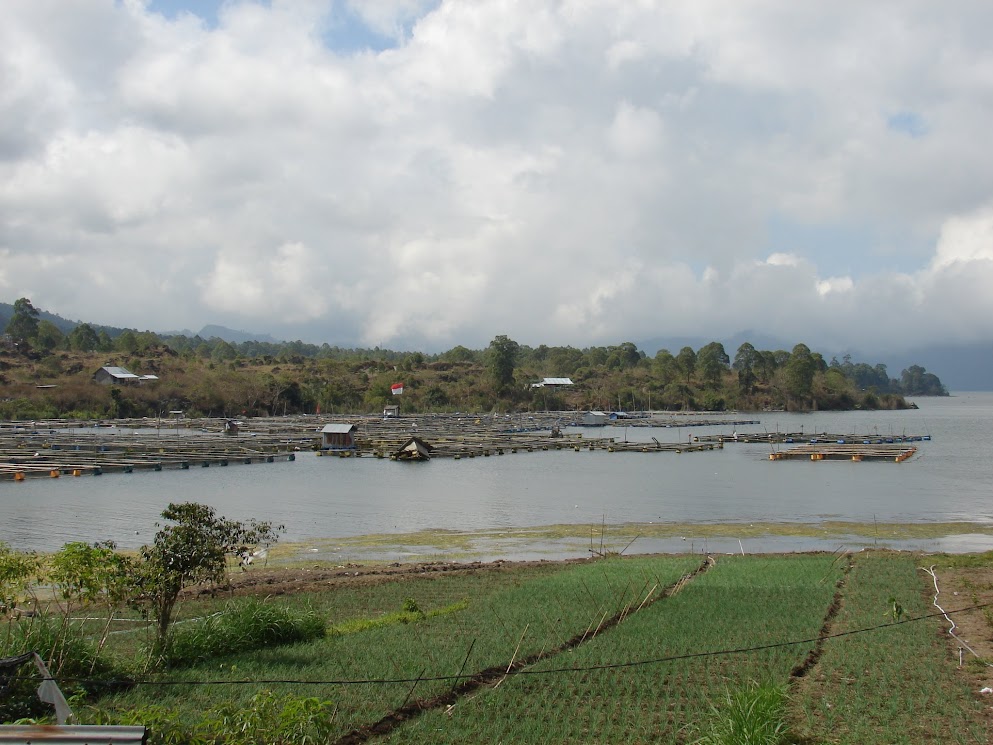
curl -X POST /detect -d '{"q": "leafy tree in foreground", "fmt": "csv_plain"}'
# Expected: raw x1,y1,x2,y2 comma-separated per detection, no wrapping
135,503,282,650
0,541,40,614
49,541,135,658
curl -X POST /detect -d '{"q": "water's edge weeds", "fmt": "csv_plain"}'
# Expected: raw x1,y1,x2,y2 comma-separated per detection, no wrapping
268,520,993,566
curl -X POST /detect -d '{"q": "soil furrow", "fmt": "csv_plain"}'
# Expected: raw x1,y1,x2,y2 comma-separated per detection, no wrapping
334,555,716,744
789,552,853,680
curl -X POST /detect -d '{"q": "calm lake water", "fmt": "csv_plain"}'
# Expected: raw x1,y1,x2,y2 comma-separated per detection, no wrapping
2,392,991,557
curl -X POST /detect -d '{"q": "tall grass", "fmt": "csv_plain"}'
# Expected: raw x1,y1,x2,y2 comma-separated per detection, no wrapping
692,683,792,745
1,615,125,721
87,689,337,745
157,598,326,668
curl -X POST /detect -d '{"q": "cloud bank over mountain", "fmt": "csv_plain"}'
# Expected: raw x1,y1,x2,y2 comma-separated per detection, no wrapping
2,0,992,354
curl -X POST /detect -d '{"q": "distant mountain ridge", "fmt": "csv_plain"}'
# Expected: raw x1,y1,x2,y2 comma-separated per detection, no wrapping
194,325,282,344
0,301,127,337
1,302,284,346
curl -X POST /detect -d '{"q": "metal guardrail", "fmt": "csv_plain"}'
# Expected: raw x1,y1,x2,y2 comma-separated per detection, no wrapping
0,725,147,743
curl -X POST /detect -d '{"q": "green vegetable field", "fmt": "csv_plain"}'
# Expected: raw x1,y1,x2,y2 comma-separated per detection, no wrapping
72,551,989,744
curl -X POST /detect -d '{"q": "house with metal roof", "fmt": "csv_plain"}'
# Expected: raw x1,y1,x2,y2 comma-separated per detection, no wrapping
93,366,142,385
530,377,574,388
321,423,357,450
583,411,608,426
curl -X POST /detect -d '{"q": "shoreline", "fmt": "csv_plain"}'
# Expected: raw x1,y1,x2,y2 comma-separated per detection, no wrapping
264,519,993,566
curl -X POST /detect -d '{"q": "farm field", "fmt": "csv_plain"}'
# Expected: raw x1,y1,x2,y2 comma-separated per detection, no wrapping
71,550,993,744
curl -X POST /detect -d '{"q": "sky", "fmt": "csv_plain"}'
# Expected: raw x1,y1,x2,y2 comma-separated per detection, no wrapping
2,0,993,354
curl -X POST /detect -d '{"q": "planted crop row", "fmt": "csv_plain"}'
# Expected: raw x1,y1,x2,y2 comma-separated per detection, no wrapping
791,553,988,744
388,554,843,743
99,555,702,740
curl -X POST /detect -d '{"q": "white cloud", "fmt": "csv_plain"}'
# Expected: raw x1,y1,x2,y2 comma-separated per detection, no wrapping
606,102,664,159
764,253,801,268
1,0,992,355
816,276,854,296
202,242,332,323
931,204,993,269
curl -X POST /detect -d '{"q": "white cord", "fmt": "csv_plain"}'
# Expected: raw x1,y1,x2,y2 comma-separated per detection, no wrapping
922,564,991,666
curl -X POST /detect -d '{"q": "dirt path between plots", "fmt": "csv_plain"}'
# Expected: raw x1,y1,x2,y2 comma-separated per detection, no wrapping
922,565,993,696
189,557,593,600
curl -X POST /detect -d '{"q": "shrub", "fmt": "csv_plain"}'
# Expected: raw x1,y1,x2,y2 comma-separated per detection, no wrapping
88,690,337,745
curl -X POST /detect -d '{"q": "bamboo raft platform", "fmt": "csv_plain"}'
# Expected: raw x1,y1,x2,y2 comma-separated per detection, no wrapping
694,432,931,445
322,415,722,459
0,412,729,478
0,427,301,480
768,443,918,462
567,416,761,429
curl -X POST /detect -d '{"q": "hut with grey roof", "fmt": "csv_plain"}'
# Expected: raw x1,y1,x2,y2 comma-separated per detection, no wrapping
321,423,357,450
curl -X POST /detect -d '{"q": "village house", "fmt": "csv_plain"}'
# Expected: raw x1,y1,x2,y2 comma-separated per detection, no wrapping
92,366,141,385
529,377,574,389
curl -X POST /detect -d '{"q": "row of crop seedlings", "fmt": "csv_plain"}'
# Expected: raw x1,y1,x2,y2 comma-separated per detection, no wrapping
791,553,988,745
108,555,702,740
394,555,843,744
341,554,703,736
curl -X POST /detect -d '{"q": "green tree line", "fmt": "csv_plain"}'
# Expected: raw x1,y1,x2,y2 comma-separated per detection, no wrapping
2,297,945,419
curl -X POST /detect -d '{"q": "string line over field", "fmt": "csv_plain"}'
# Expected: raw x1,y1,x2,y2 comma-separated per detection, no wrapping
18,601,989,689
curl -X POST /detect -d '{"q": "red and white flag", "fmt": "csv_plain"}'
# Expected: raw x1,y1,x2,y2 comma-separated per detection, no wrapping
391,383,404,395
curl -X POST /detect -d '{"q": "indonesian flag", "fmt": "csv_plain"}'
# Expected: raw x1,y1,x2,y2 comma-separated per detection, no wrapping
391,383,404,395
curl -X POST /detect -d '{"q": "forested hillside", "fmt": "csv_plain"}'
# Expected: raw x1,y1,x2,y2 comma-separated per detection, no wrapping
1,298,946,420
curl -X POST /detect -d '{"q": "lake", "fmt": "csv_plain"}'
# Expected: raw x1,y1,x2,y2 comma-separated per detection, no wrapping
2,392,991,559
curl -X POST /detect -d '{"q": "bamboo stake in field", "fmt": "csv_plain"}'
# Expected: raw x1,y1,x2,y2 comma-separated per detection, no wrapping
398,668,426,710
634,583,659,614
494,623,529,689
451,639,476,693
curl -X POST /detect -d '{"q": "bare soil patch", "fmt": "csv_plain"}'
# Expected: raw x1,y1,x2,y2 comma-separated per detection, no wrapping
190,557,591,599
927,565,993,696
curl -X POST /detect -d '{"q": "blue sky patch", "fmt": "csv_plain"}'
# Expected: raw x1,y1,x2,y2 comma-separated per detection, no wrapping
322,6,396,54
887,111,928,138
766,214,877,276
145,0,405,53
147,0,225,28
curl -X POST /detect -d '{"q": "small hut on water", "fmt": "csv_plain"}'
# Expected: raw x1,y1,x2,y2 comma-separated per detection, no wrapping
321,423,357,450
392,436,434,461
